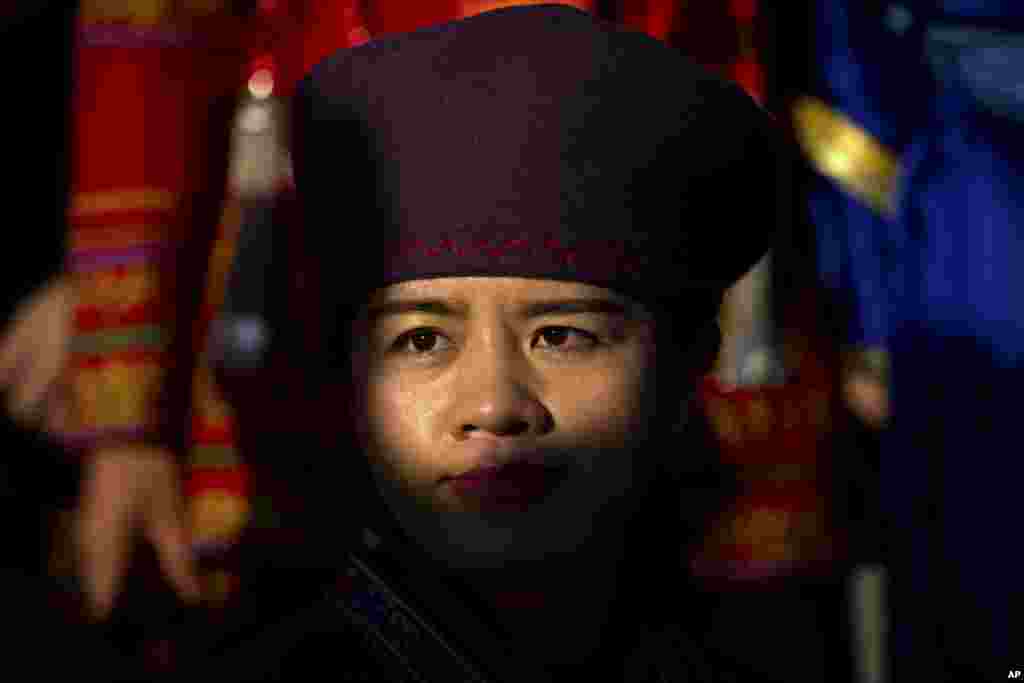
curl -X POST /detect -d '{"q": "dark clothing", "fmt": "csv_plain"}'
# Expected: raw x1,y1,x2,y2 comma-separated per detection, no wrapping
188,525,774,682
174,416,772,682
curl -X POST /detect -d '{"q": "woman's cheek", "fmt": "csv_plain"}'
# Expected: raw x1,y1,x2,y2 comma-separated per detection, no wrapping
366,387,441,487
556,372,650,445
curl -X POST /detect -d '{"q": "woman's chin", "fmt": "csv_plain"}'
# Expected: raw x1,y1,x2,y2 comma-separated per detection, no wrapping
384,482,627,571
424,513,598,571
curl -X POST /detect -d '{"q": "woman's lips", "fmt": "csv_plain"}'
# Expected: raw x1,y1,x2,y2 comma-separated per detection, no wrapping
447,462,570,510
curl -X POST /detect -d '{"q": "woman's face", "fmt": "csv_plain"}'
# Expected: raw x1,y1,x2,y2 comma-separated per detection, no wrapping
348,277,670,570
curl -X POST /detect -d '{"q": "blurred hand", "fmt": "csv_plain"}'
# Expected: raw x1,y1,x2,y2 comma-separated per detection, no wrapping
0,277,74,432
76,446,200,620
843,372,890,429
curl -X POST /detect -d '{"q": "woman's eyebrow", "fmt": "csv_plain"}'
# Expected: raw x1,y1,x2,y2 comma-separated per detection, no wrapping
365,299,464,321
517,299,630,318
365,298,631,321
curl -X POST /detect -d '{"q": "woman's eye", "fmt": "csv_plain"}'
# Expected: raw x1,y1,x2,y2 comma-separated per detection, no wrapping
390,326,598,355
392,328,451,354
534,326,598,351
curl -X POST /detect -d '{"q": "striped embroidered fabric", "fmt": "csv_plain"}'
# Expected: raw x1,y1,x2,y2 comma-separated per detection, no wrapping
186,194,248,553
65,189,178,448
66,2,255,603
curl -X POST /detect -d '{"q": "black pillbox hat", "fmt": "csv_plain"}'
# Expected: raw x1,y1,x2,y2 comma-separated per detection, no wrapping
292,3,780,321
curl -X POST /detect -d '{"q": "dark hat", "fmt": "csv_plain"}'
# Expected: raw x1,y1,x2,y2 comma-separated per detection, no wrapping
292,3,780,322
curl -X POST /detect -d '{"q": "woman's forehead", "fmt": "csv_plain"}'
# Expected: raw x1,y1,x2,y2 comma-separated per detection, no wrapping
365,277,645,312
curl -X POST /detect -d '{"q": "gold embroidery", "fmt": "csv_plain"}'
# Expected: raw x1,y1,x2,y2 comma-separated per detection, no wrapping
73,362,165,430
792,96,900,216
77,267,160,312
70,189,176,218
189,490,250,544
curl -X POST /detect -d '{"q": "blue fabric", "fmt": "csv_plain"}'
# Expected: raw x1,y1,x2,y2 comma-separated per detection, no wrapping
807,0,929,348
806,2,1024,677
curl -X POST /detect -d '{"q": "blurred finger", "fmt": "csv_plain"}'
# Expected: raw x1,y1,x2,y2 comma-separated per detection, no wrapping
148,517,201,605
145,468,201,604
76,463,139,620
844,375,890,429
76,505,133,621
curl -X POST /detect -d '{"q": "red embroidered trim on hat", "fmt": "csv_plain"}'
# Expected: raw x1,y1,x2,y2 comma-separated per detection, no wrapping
387,236,643,272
